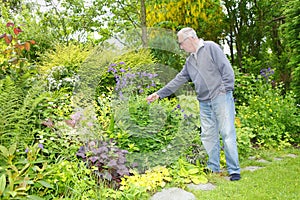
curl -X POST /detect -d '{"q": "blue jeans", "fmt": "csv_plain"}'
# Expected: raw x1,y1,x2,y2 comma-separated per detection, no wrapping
199,91,240,175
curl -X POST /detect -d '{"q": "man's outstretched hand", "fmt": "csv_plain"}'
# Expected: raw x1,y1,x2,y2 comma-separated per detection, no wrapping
146,93,159,103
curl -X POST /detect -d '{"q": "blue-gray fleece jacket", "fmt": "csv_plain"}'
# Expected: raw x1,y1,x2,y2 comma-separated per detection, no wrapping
156,40,235,101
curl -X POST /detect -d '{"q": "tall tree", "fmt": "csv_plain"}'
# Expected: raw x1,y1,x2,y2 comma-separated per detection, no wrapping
223,0,285,69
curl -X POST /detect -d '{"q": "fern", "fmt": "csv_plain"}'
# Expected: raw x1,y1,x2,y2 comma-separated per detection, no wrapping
0,77,51,148
0,77,25,145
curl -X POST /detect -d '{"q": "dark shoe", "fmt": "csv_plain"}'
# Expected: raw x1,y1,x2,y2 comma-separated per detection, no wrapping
230,173,241,181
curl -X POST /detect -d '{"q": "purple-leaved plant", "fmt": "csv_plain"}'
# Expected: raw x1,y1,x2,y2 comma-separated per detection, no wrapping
76,140,130,188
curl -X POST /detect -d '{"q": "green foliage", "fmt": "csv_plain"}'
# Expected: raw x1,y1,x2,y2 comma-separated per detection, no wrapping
0,75,74,149
236,79,300,148
39,43,90,74
281,0,300,103
291,67,300,104
44,160,97,199
120,166,171,193
235,118,255,157
0,21,37,81
113,49,157,71
0,77,30,146
169,157,207,187
233,64,261,107
112,96,182,153
0,143,52,200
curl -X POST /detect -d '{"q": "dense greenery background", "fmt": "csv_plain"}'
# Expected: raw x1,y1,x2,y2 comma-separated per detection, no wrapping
0,0,299,199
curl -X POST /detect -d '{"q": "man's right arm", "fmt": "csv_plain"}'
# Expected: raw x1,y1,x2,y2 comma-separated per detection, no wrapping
147,66,190,103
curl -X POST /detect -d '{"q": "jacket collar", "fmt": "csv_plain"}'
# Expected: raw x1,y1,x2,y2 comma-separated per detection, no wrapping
191,39,204,60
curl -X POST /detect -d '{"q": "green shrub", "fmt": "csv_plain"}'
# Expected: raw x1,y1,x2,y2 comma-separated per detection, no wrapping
0,143,52,200
236,80,300,148
39,43,90,74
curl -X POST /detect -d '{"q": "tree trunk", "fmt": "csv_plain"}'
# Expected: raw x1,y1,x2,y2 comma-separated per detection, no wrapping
140,0,147,47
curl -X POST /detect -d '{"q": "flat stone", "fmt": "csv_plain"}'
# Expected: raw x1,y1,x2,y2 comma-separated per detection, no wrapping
257,159,270,163
274,157,283,161
286,154,297,158
242,166,264,172
187,183,216,191
150,187,196,200
248,156,256,160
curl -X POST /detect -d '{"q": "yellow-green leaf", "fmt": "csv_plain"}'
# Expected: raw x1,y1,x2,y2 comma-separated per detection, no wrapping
0,145,9,158
187,168,199,174
190,175,208,184
8,143,17,155
0,174,6,195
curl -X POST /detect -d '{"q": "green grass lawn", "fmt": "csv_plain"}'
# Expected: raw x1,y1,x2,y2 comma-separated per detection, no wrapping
191,148,300,200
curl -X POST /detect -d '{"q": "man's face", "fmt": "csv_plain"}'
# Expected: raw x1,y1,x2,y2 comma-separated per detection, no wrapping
178,35,194,53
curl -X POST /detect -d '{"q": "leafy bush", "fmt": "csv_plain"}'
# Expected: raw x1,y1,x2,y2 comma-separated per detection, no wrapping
39,43,90,74
113,97,182,153
113,48,157,72
0,143,52,200
0,22,36,81
233,65,261,107
100,63,182,154
44,160,97,199
169,157,207,187
236,79,300,148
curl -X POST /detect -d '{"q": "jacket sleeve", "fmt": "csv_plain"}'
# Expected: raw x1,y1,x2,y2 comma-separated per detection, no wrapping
156,65,190,99
210,42,235,91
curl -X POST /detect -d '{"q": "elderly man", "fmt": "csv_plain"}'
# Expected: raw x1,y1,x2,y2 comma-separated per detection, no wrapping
146,27,241,181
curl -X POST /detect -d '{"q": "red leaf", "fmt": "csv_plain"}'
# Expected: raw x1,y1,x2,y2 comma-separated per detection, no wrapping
6,22,14,27
13,27,23,35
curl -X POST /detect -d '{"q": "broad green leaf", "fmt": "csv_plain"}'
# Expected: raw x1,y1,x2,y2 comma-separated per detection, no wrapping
190,175,208,184
0,174,6,195
187,168,199,174
8,143,17,155
28,195,45,200
0,145,9,158
178,167,188,177
37,180,53,188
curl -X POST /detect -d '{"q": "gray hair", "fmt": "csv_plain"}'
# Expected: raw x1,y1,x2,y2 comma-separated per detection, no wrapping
177,27,198,39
